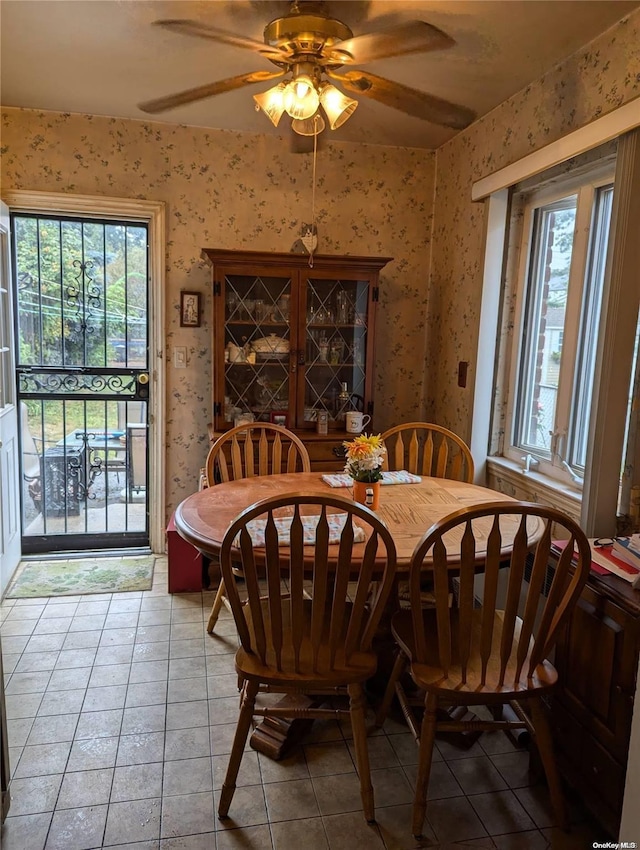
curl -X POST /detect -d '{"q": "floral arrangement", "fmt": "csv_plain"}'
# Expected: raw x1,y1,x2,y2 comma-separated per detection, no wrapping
343,433,387,483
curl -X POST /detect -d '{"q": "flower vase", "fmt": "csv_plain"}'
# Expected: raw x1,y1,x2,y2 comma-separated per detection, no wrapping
352,480,380,511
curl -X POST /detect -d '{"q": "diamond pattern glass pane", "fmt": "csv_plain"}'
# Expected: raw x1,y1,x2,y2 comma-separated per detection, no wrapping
304,277,368,425
223,274,292,425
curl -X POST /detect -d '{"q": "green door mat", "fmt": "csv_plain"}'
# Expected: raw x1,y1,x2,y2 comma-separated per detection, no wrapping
6,556,155,598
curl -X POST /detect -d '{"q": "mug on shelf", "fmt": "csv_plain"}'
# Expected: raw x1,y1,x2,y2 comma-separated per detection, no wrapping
345,411,371,434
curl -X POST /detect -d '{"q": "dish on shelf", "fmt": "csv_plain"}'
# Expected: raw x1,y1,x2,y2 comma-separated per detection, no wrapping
250,334,289,356
256,351,288,361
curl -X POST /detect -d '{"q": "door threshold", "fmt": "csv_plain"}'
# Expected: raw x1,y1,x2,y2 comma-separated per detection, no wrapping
20,547,153,562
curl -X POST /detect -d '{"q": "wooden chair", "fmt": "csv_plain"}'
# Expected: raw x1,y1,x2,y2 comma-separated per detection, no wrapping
204,423,311,633
381,422,474,607
380,422,474,483
217,492,397,825
375,501,591,839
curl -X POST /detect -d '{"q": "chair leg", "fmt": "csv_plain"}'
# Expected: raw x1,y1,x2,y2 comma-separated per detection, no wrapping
218,679,259,819
348,682,376,824
412,691,439,840
373,649,406,729
529,698,568,830
207,579,227,633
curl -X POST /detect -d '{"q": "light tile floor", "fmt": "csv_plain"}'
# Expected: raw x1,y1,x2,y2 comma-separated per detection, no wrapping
0,556,606,849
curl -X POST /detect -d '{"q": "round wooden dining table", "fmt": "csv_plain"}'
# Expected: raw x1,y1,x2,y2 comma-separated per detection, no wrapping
174,471,537,570
175,472,540,759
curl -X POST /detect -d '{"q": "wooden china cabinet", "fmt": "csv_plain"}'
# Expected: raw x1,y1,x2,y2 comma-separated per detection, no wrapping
202,249,392,470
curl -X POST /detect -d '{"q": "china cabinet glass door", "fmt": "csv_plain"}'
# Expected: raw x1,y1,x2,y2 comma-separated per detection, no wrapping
220,271,372,431
299,273,371,429
222,271,293,426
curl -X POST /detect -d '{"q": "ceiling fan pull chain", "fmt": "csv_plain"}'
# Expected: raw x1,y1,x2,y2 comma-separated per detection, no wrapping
308,120,319,269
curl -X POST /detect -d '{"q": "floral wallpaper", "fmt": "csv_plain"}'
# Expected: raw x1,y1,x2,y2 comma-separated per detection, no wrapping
427,9,640,445
1,8,638,522
0,111,435,517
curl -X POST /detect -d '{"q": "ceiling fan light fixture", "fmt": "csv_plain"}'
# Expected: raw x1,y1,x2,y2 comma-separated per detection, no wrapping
319,83,358,130
291,114,326,136
253,81,288,127
283,75,320,120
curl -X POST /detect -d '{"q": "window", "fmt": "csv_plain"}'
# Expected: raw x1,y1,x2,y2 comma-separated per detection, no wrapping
504,167,615,487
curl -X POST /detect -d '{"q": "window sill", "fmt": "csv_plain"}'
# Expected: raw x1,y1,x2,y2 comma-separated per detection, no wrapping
486,456,582,520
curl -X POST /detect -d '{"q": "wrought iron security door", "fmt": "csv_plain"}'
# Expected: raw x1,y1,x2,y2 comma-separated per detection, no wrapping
13,214,150,553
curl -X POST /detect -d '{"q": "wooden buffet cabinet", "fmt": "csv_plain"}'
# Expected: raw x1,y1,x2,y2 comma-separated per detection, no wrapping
202,249,392,469
550,569,639,837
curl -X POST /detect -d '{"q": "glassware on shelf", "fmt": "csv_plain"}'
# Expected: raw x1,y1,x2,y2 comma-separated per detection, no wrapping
336,382,351,422
226,341,246,363
318,335,329,362
352,336,365,365
226,292,239,319
277,294,290,321
255,300,269,322
329,339,343,365
336,291,349,324
315,302,334,324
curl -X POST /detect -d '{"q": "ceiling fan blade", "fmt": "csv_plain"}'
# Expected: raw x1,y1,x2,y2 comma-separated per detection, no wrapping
153,19,291,62
328,70,475,130
138,70,285,114
324,21,454,65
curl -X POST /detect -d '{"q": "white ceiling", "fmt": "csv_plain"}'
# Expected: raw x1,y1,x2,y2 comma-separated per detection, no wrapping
1,0,638,150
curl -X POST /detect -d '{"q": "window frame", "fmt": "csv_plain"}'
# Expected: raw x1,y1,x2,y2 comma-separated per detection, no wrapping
503,164,616,489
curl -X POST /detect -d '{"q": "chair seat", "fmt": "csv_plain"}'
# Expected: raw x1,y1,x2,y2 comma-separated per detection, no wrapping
236,598,378,689
391,608,558,701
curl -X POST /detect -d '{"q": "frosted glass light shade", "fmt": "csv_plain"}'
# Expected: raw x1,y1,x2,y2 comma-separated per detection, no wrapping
283,75,320,120
319,83,358,130
291,114,326,136
253,82,287,127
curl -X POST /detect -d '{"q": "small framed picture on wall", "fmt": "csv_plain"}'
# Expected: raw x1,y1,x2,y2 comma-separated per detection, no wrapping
269,411,289,428
180,291,201,327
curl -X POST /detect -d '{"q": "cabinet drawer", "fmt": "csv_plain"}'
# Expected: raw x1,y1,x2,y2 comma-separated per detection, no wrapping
303,436,347,472
581,737,625,816
550,701,583,766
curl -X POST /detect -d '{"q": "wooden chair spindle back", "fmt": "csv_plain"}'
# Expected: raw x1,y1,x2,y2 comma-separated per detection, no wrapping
220,494,397,676
381,422,474,483
205,423,310,487
409,501,590,690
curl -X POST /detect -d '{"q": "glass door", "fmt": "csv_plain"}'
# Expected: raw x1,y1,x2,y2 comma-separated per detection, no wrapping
220,270,293,427
13,213,150,553
299,273,373,430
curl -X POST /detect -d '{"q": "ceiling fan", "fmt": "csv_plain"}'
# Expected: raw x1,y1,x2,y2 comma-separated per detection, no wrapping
138,0,475,138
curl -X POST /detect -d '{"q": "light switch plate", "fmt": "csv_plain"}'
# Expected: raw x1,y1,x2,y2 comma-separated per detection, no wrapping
174,347,187,368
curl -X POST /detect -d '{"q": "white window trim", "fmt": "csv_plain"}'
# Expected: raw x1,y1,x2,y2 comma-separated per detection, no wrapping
487,455,582,517
582,130,640,535
0,189,166,553
472,128,640,538
503,167,615,484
